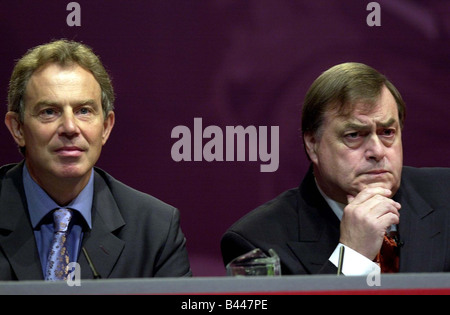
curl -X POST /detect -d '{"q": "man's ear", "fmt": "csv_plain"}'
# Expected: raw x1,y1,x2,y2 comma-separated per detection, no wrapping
5,111,26,147
101,110,115,146
303,132,319,164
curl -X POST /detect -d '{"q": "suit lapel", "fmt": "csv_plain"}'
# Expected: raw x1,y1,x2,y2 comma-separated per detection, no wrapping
0,164,126,280
288,167,447,274
287,168,340,274
0,163,43,280
395,181,445,272
79,171,125,279
287,212,340,273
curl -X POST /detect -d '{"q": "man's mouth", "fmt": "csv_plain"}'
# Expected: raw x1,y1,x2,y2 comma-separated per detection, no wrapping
364,169,389,175
55,146,85,157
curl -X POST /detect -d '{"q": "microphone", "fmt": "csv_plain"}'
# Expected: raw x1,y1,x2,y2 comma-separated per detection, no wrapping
337,245,345,275
82,247,102,279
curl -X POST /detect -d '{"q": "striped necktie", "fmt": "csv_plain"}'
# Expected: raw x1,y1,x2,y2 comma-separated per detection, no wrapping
45,209,73,281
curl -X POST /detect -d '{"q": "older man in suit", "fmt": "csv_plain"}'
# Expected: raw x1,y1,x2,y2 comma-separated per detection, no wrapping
0,40,191,280
221,62,450,275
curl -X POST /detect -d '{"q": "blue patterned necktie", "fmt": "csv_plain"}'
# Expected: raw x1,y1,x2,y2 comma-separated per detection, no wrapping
45,209,73,281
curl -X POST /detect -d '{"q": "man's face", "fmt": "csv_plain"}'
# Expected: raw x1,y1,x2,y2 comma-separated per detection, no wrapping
305,86,403,204
7,63,114,188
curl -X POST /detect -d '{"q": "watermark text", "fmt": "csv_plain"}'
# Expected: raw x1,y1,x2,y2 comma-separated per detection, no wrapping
171,118,279,172
367,2,381,27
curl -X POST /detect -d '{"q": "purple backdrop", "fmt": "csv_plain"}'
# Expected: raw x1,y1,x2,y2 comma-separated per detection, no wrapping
1,0,449,276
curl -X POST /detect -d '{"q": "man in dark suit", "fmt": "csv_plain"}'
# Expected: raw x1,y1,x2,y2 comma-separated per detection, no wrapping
1,40,191,280
221,62,450,275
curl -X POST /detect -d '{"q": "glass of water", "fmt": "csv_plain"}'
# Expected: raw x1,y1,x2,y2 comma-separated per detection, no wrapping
226,248,281,276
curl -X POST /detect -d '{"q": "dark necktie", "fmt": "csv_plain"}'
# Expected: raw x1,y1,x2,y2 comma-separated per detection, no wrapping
374,232,400,273
45,209,73,281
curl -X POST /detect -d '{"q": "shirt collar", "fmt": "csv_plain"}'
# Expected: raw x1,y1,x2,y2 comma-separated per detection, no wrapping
23,164,94,229
314,179,346,221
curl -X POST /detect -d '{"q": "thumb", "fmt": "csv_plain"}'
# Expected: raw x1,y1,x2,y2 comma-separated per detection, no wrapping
347,194,355,204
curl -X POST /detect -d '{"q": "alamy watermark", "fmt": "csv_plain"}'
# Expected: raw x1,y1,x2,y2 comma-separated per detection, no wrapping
66,262,81,287
66,2,81,27
367,2,381,27
366,270,381,287
171,118,279,173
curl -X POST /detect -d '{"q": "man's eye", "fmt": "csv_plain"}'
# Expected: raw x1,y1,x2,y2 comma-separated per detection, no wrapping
345,132,360,139
76,106,96,116
380,128,396,137
78,107,90,115
40,108,57,117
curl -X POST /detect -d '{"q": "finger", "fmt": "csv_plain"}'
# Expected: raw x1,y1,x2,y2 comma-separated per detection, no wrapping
373,201,401,219
378,211,400,229
348,187,392,205
347,195,355,204
344,195,401,225
347,194,395,212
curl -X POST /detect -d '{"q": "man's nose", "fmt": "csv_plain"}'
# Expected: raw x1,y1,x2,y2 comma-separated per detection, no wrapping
365,134,386,162
58,111,79,137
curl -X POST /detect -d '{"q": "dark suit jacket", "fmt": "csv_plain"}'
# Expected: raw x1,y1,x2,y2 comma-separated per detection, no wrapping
0,162,191,280
221,166,450,275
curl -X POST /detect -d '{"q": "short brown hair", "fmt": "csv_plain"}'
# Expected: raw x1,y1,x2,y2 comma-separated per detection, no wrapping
8,39,114,122
301,62,406,157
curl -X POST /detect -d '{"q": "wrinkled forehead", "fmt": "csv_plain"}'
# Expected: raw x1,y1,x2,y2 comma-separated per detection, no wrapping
324,99,400,135
330,85,398,120
329,98,378,120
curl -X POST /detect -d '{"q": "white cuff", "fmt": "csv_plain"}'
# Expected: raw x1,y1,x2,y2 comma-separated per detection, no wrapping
329,243,380,276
